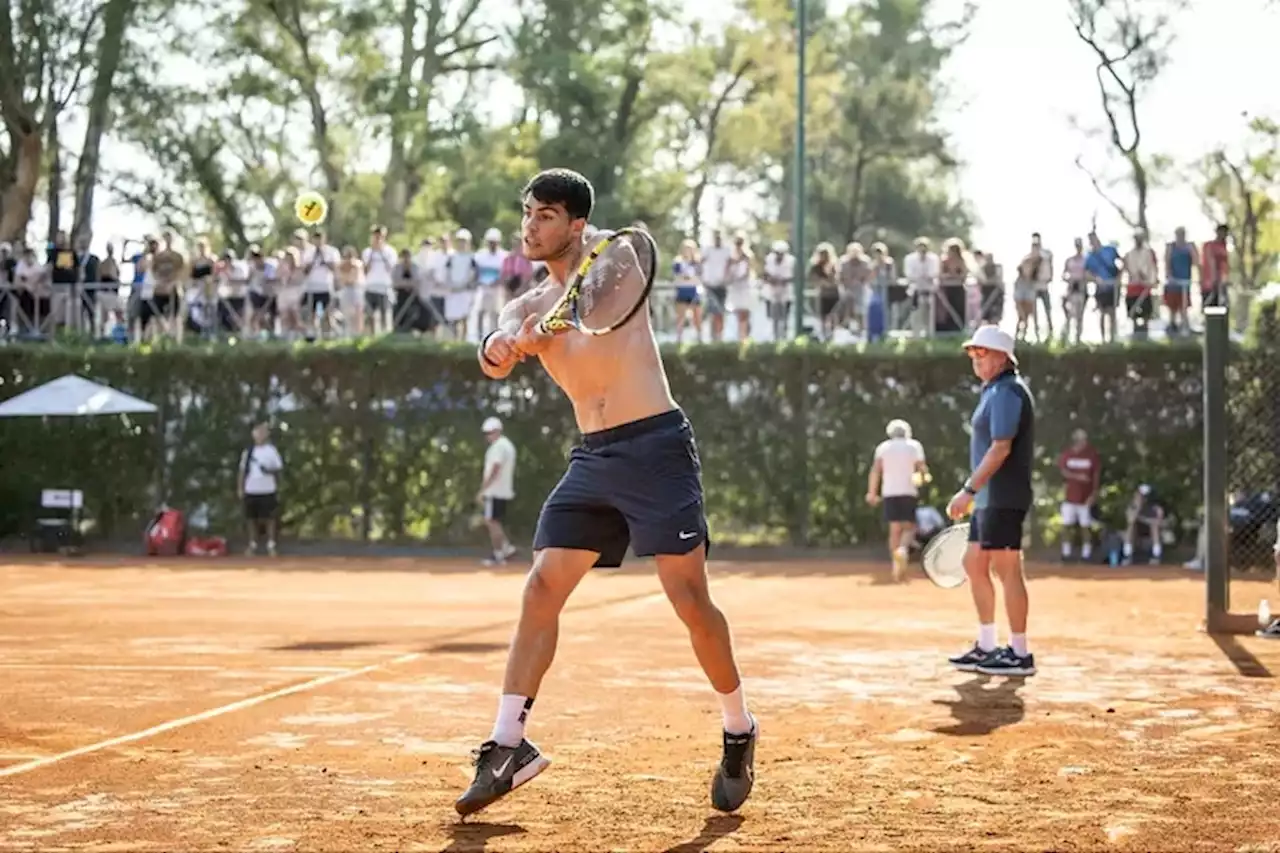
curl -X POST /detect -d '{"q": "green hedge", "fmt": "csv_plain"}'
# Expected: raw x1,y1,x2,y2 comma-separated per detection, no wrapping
1,309,1277,552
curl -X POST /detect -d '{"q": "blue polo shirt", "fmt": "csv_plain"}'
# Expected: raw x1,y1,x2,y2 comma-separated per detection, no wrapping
970,368,1035,511
1085,245,1120,288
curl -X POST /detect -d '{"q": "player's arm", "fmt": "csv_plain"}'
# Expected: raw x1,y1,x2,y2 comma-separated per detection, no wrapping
1087,453,1101,505
964,387,1022,495
866,455,882,505
478,287,543,379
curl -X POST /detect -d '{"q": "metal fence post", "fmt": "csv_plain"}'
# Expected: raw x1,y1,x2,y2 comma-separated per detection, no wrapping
1203,307,1229,624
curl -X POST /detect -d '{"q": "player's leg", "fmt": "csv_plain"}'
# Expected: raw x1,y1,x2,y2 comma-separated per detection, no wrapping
455,455,628,817
1060,502,1078,560
618,411,757,812
1144,518,1163,564
1078,503,1094,561
948,512,998,671
977,509,1035,676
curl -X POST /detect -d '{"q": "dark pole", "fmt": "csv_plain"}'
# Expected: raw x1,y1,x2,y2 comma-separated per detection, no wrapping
1204,306,1229,622
791,0,806,339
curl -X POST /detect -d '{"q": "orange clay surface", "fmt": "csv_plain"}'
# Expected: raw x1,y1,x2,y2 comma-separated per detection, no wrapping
0,555,1278,852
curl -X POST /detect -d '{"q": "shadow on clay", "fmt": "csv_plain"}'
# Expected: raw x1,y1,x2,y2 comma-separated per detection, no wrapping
932,674,1027,736
439,820,525,852
662,814,746,853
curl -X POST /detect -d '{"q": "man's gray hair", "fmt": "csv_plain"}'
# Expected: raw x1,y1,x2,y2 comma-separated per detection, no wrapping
886,419,912,439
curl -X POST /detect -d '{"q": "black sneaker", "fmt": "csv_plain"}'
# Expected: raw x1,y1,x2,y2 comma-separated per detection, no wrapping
1256,618,1280,640
976,646,1037,676
454,739,550,817
710,720,757,812
948,643,995,672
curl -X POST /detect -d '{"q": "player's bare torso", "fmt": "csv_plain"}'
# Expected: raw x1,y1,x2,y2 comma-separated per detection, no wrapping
515,280,677,433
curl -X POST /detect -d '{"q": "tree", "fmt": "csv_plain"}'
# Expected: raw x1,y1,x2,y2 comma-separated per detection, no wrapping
1197,116,1280,291
0,0,102,243
1069,0,1186,235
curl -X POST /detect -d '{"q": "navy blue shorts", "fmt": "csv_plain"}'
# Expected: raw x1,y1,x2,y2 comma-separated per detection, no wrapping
968,508,1026,551
533,409,709,568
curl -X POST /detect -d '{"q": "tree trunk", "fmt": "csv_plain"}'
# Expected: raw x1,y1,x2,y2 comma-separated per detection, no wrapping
44,83,62,245
377,0,419,233
71,0,134,249
1129,151,1148,235
0,127,41,243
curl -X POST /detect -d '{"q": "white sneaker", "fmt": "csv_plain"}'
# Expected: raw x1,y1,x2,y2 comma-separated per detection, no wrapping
498,542,517,560
1256,619,1280,639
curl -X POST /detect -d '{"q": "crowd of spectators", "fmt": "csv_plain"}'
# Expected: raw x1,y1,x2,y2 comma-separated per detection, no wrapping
0,220,1236,345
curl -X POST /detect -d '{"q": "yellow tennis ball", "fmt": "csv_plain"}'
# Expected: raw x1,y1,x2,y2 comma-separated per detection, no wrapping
294,191,328,226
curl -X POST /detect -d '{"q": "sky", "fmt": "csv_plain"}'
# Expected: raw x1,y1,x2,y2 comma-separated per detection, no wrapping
27,0,1280,268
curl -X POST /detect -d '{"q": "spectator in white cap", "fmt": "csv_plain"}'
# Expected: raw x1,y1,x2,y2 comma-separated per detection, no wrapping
945,322,1038,677
474,227,508,337
444,227,477,338
477,415,518,566
762,239,795,341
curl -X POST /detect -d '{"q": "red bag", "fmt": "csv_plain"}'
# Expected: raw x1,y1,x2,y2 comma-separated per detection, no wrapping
184,536,227,557
145,509,186,556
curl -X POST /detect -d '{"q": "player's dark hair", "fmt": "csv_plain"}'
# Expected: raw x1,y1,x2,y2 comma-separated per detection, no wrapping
523,169,595,221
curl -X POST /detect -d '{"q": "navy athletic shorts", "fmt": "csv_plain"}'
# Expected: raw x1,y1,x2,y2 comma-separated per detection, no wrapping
967,508,1026,551
532,409,710,568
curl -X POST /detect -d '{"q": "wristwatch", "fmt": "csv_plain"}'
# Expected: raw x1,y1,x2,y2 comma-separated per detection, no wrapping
962,481,977,495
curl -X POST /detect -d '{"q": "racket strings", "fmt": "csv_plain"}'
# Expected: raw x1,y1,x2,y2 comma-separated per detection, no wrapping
577,232,654,330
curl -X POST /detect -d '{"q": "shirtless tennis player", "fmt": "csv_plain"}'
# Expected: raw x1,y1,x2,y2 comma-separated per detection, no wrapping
456,168,758,817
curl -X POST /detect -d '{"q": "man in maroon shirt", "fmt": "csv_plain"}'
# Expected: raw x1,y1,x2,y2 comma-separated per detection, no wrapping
1058,429,1101,561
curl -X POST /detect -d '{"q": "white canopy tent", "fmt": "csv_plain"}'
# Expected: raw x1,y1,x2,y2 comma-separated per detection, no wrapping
0,374,158,418
0,375,159,553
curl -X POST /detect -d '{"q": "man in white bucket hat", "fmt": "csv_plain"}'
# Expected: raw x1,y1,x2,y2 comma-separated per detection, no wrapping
946,324,1038,677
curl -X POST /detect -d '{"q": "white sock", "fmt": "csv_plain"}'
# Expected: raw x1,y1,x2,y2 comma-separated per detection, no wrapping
978,623,998,652
1010,633,1029,657
1123,542,1133,557
1061,541,1072,557
490,694,532,747
1151,543,1163,558
1081,542,1092,559
717,685,753,735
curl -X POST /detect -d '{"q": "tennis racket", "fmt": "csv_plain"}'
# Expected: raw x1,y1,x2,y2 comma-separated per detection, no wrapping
537,226,657,335
921,522,970,589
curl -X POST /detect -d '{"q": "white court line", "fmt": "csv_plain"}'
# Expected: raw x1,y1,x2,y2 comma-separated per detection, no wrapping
0,664,349,673
0,651,422,779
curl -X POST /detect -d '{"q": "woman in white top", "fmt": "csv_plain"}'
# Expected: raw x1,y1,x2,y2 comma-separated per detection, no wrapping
337,245,365,336
762,240,795,341
275,248,305,338
726,231,755,341
672,239,702,344
865,419,930,582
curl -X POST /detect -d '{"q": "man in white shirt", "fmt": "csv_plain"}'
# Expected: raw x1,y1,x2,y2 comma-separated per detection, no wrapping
473,227,508,337
476,416,518,566
238,422,284,556
700,229,732,341
903,238,940,337
363,226,396,334
866,419,929,581
301,229,340,337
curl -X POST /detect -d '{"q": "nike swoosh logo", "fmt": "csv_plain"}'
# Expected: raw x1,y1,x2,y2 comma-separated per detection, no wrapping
492,756,513,778
679,530,697,540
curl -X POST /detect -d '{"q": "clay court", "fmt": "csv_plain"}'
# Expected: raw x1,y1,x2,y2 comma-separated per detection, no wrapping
0,556,1277,852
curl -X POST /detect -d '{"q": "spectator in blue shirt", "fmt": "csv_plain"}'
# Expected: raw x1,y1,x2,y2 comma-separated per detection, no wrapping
1085,232,1122,343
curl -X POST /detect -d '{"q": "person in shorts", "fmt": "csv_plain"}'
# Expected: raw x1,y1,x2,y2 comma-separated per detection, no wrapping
866,419,929,581
1057,428,1100,562
946,324,1037,677
238,422,283,556
462,168,756,818
1258,521,1280,639
476,416,518,566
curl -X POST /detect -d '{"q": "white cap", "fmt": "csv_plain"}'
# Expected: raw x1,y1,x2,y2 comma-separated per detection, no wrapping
484,227,502,243
771,239,789,253
962,324,1018,365
885,419,911,439
455,227,472,242
481,416,502,433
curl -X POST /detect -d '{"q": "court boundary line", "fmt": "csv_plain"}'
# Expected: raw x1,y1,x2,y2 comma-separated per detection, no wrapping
0,587,670,780
0,652,422,778
0,664,351,673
